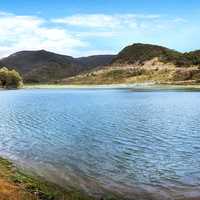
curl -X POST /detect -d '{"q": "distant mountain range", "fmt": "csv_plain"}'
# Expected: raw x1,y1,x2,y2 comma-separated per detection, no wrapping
1,43,200,84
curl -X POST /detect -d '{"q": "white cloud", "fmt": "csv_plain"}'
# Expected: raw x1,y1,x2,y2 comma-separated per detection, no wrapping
0,11,193,58
0,12,88,58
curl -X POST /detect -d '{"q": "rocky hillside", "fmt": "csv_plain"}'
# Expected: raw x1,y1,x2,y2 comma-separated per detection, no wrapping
0,50,114,83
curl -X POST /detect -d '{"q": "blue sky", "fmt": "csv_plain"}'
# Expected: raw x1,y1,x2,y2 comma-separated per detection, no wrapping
0,0,200,57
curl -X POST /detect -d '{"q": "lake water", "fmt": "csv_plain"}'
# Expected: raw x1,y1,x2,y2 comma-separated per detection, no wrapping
0,88,200,199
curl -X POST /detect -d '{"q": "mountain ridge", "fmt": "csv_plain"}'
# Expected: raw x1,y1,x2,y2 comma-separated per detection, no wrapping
1,43,200,84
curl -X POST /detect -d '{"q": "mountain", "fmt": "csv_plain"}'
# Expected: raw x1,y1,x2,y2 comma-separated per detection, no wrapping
111,43,182,65
0,50,115,83
1,43,200,85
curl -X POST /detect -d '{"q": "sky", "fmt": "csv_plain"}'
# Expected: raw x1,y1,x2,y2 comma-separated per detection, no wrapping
0,0,200,58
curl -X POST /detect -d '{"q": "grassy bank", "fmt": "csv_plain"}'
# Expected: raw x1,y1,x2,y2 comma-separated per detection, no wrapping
0,157,94,200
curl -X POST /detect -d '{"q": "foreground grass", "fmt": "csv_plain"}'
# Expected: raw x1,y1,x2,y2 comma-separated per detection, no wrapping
0,157,95,200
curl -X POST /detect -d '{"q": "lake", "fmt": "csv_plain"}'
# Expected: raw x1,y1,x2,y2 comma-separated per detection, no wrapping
0,88,200,199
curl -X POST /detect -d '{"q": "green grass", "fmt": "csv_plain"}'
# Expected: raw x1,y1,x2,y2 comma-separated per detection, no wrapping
0,157,121,200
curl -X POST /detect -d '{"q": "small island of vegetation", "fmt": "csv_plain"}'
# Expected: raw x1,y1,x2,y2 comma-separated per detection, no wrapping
0,67,23,89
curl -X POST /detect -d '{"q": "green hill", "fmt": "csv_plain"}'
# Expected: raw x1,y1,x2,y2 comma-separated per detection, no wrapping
112,43,200,68
111,43,182,65
0,50,114,83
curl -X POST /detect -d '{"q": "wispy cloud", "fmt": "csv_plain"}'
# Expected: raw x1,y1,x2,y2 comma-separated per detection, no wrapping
52,14,161,29
52,13,187,42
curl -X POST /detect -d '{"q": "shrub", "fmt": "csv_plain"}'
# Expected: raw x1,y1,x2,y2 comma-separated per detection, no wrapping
0,67,23,89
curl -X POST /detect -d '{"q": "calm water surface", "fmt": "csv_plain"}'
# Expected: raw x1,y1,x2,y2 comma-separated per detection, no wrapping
0,89,200,199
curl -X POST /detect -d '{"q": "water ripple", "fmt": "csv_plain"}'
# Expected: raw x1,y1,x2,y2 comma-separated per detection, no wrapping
1,89,200,199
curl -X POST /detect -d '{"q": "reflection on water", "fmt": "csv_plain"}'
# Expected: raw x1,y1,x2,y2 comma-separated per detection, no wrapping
1,89,200,199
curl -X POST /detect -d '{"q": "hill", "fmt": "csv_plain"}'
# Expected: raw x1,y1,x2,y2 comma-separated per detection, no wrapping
111,43,200,68
111,43,182,65
0,50,114,83
2,43,200,85
62,44,200,85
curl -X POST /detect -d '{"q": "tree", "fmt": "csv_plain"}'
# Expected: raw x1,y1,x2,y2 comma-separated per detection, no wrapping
0,67,23,89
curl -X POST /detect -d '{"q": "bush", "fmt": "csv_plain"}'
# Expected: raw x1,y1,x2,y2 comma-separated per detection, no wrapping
0,67,23,89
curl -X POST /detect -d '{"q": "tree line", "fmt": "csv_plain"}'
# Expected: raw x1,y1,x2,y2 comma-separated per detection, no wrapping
0,67,23,89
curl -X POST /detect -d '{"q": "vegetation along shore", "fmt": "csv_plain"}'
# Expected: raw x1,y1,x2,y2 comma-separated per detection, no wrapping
0,156,98,200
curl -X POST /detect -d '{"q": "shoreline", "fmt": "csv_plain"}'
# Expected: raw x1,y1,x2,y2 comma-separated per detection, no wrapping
0,156,94,200
23,83,200,90
0,156,122,200
1,156,200,200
